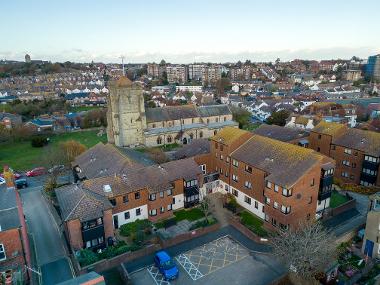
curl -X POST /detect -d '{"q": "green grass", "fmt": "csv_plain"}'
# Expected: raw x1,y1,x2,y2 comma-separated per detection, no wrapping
174,207,204,222
0,130,107,171
330,190,349,208
68,106,104,112
240,210,268,237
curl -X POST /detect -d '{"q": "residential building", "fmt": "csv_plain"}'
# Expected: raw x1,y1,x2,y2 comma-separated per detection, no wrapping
202,65,223,85
166,65,188,84
362,192,380,258
309,122,380,186
366,55,380,82
205,127,334,231
106,76,238,147
253,124,309,146
188,64,205,81
175,85,203,93
147,63,165,78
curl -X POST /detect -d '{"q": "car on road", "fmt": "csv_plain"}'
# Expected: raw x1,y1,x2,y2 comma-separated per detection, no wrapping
15,178,28,189
26,167,46,177
154,251,179,280
0,177,5,185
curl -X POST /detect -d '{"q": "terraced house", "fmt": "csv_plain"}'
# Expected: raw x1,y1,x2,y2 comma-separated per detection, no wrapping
205,127,335,231
309,121,380,187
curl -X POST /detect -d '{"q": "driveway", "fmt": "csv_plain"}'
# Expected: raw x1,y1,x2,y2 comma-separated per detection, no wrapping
21,185,74,284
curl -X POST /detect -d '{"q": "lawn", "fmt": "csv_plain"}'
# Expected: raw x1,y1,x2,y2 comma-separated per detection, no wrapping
330,190,349,208
68,106,104,112
239,210,268,237
0,130,107,171
174,207,204,222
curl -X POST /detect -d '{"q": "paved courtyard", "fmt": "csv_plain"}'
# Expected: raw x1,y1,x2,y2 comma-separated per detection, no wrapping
129,236,283,285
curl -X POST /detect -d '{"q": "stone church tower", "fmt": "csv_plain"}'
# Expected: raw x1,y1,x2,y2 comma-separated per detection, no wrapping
106,76,147,147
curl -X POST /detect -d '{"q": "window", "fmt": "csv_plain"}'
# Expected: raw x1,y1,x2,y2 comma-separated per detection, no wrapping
341,172,349,178
199,131,203,138
266,181,272,188
167,189,172,196
149,209,157,216
160,191,164,198
274,185,279,192
219,168,223,175
225,171,229,177
149,193,156,201
124,212,130,219
282,188,292,197
172,197,176,204
135,192,140,199
160,206,165,213
265,197,271,205
220,145,224,151
185,180,198,187
317,147,320,152
225,184,229,191
362,168,378,176
342,160,350,166
308,197,313,204
233,189,238,197
310,178,315,186
331,145,336,150
324,168,334,176
232,159,239,167
123,195,129,203
318,134,322,139
245,165,252,173
244,181,252,189
232,174,238,182
274,201,278,209
352,163,356,168
157,137,162,145
167,136,172,143
215,142,218,149
226,156,230,163
200,164,206,175
0,244,6,261
365,155,380,163
110,198,116,206
167,204,172,211
244,196,251,204
281,205,291,214
344,148,352,155
271,218,277,227
254,201,258,209
136,208,141,216
220,154,224,160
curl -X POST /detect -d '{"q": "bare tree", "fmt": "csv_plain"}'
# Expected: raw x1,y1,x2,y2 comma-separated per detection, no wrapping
199,189,214,223
270,221,336,283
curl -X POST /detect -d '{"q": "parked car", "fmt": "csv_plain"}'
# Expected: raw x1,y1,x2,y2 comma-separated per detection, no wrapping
0,177,5,185
15,178,28,189
48,165,65,174
26,167,46,177
154,251,179,280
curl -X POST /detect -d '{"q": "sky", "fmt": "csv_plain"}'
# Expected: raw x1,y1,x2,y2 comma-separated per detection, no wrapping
1,0,379,63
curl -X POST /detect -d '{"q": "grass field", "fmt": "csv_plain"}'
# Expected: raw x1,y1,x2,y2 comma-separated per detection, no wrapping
0,130,107,171
330,190,349,208
174,207,204,222
68,106,104,112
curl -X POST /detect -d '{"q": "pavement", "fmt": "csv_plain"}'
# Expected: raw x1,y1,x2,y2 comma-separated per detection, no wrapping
20,177,74,285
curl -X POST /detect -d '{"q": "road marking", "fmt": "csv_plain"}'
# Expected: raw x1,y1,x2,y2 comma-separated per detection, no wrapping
175,254,203,281
147,265,171,285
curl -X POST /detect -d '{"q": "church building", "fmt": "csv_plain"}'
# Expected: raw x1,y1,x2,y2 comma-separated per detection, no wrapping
107,76,238,147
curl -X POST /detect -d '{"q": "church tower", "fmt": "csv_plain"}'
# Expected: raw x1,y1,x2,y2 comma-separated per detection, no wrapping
106,76,147,147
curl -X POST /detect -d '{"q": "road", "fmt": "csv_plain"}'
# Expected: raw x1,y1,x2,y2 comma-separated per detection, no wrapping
21,178,74,285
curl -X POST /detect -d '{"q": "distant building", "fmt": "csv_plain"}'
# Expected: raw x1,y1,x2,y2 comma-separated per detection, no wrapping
188,64,205,81
362,192,380,258
175,85,202,93
147,63,165,78
25,54,31,63
166,65,188,84
366,55,380,81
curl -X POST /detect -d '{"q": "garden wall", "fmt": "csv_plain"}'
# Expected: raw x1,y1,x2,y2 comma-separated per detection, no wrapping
159,223,221,248
228,216,267,243
324,199,356,219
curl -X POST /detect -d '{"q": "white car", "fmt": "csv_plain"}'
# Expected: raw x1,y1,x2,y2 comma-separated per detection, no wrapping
0,177,5,185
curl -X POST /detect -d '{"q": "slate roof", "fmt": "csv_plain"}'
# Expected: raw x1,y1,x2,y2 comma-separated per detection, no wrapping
253,124,307,142
232,135,323,188
55,184,112,222
174,139,210,159
333,128,380,157
312,121,347,136
73,143,142,179
145,104,232,123
0,186,21,230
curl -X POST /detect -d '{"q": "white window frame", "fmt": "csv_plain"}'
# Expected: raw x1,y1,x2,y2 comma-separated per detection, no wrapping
0,244,6,261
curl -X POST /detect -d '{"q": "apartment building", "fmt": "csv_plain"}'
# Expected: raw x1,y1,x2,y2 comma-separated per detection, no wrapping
206,127,334,231
147,63,165,78
175,85,203,93
166,65,188,84
188,64,205,81
229,66,253,81
309,122,380,187
202,65,223,85
59,157,202,251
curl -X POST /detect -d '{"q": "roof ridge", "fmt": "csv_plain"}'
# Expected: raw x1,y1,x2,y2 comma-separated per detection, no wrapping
66,186,86,220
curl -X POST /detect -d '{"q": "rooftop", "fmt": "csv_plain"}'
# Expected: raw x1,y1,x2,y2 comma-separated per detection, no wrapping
253,124,307,142
212,126,251,146
312,121,347,136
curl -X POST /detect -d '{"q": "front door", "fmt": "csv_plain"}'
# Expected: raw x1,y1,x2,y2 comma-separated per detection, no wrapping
113,215,119,229
364,239,374,257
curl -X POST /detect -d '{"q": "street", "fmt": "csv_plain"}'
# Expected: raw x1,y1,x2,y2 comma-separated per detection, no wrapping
21,176,74,285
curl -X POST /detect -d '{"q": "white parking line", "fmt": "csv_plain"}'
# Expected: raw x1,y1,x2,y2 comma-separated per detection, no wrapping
175,254,204,281
147,265,171,285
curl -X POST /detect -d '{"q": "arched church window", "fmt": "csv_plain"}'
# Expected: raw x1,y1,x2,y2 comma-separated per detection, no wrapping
157,137,162,145
167,136,172,143
199,131,203,138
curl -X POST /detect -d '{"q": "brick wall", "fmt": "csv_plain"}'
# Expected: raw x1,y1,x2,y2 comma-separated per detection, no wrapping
0,228,25,272
309,132,332,156
103,209,114,241
228,216,265,243
66,219,83,251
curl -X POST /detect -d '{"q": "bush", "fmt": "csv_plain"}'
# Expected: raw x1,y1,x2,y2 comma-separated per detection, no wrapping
77,249,99,267
31,136,48,147
119,219,151,237
189,217,217,230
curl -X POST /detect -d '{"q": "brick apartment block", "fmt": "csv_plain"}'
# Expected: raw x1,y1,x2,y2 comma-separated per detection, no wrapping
309,121,380,187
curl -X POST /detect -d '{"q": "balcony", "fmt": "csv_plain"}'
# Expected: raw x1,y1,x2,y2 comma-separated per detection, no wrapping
82,224,105,242
204,172,219,184
362,160,380,171
320,175,333,189
360,172,378,185
184,185,200,208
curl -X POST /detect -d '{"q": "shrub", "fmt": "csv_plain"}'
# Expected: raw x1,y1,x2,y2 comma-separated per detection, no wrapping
31,136,48,147
77,249,99,267
119,219,151,237
189,217,217,230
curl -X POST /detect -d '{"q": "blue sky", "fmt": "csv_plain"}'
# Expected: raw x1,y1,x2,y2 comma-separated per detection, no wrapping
1,0,379,63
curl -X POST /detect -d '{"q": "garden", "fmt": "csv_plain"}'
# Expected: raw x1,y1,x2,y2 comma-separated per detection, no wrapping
330,190,350,208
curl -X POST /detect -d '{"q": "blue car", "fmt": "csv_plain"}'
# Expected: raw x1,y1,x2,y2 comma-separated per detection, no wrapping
154,251,179,280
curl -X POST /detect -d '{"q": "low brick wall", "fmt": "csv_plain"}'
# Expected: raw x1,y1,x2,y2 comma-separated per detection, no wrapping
159,223,221,248
78,244,160,275
228,216,267,244
330,198,356,217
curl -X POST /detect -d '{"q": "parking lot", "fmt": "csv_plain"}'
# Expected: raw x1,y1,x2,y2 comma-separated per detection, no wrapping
129,236,283,285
